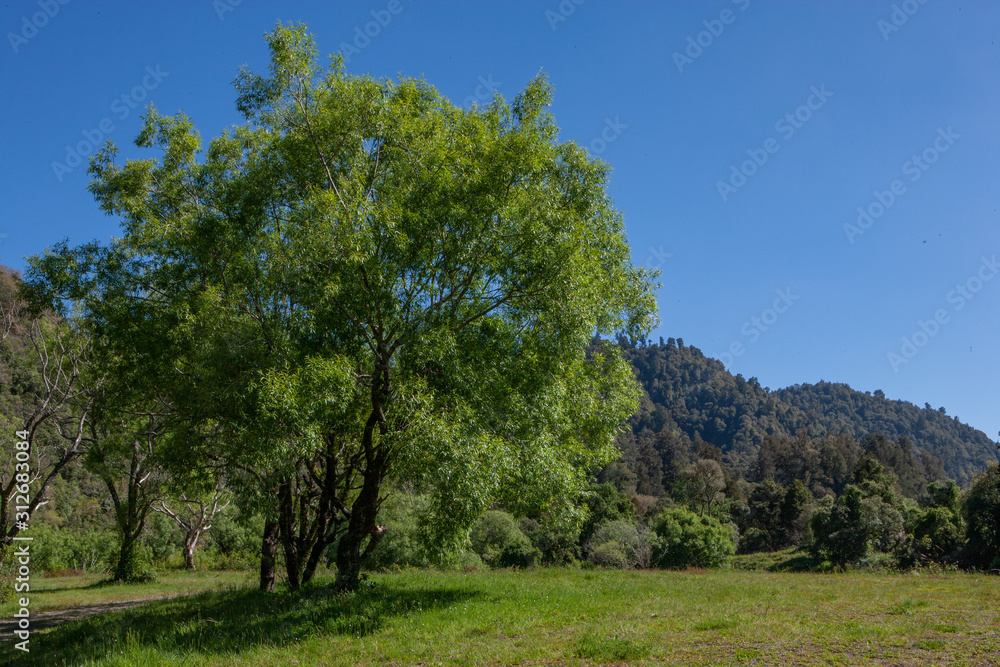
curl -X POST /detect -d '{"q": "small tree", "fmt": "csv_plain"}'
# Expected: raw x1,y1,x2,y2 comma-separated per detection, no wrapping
1,276,95,573
154,479,231,570
810,484,905,567
684,459,726,517
86,415,163,583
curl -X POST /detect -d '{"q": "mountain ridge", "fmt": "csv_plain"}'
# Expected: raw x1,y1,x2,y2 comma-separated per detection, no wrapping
612,338,999,491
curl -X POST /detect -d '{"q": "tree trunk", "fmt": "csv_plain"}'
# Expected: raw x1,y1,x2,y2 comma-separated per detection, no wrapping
335,351,393,591
113,532,138,582
301,534,328,586
334,451,387,591
277,479,302,591
259,520,279,592
182,530,200,570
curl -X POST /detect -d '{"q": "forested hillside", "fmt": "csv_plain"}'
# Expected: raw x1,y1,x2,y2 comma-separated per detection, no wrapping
611,338,999,491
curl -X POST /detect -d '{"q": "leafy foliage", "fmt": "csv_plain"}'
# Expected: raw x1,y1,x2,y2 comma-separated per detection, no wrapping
584,518,655,569
468,510,539,568
650,507,735,569
963,464,1000,569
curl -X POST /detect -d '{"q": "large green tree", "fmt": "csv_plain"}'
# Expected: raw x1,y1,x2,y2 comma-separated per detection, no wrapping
26,24,658,590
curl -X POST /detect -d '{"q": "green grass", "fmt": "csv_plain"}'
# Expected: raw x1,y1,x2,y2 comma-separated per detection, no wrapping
0,570,251,615
4,567,1000,665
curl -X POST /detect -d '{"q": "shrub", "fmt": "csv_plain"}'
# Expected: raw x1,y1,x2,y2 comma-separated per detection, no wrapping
584,519,655,569
519,517,579,565
203,508,265,571
143,511,183,566
29,523,116,574
469,510,539,568
580,483,633,545
112,542,157,584
650,507,735,569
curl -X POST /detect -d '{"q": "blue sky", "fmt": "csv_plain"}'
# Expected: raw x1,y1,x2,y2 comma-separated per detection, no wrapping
2,0,998,442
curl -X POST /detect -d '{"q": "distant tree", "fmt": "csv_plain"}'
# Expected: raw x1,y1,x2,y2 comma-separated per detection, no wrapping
906,481,963,565
779,479,812,546
963,464,1000,569
153,478,230,570
684,459,726,517
811,456,907,566
740,480,785,553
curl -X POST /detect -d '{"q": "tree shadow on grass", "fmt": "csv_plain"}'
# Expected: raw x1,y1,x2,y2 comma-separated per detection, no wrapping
11,579,480,665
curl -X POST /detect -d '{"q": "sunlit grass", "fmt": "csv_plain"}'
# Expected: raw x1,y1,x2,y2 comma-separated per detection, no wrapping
4,566,1000,665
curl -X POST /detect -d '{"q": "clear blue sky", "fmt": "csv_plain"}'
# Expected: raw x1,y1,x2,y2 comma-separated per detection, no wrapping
2,1,998,442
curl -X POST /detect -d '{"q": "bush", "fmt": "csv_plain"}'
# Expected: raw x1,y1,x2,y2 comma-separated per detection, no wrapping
203,508,264,571
0,545,13,604
112,542,157,584
580,483,633,545
469,510,539,568
29,523,116,574
650,508,735,569
585,519,656,569
588,541,631,569
519,517,580,565
143,511,183,566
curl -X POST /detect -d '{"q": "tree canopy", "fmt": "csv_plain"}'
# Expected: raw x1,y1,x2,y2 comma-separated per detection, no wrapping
24,23,659,590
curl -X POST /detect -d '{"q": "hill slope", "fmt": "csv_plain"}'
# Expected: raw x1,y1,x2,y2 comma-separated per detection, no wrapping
614,338,999,489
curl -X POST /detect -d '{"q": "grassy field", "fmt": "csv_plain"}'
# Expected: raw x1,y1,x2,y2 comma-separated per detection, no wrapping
0,570,252,616
3,565,999,666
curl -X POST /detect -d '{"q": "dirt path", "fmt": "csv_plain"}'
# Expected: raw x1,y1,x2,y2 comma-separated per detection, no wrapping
1,594,182,637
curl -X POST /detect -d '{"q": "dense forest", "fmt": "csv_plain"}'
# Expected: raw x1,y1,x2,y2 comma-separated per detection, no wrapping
609,337,999,495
